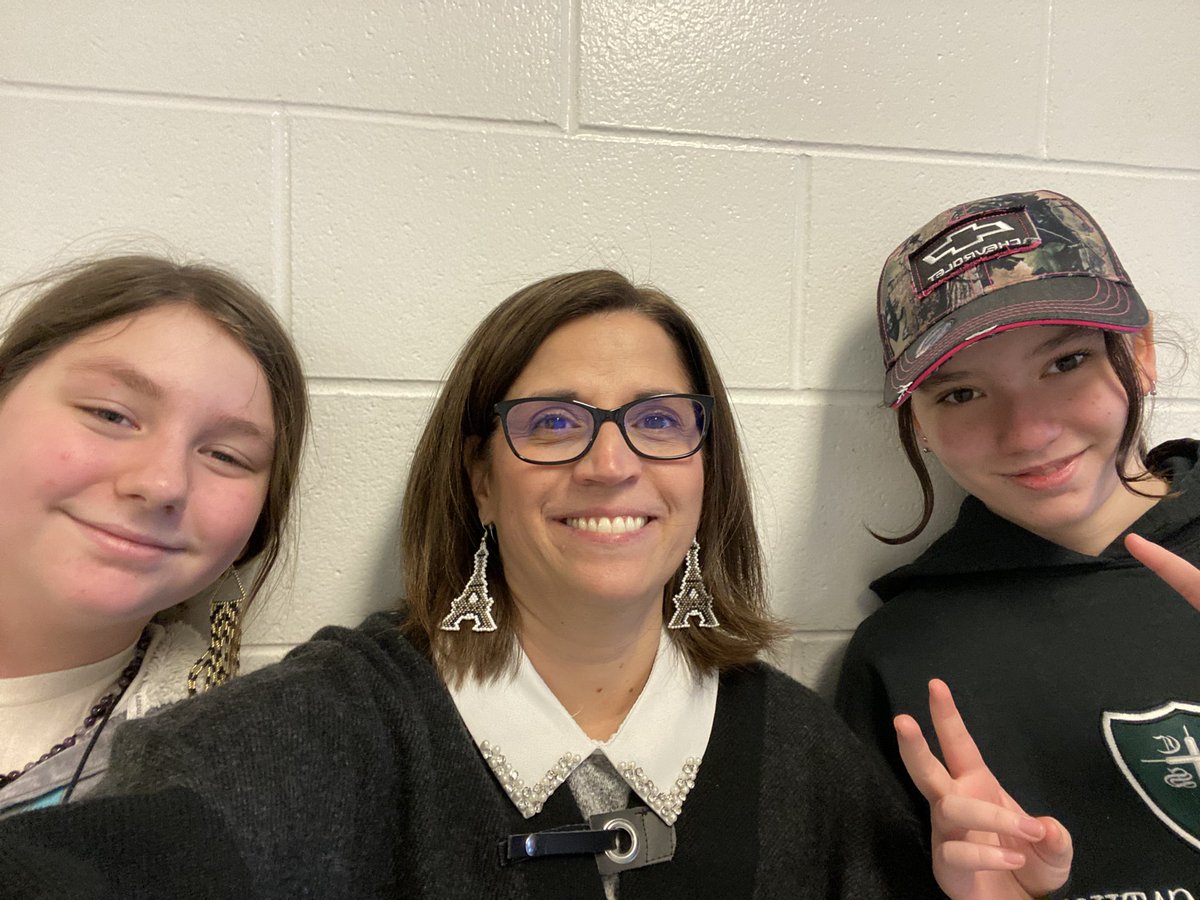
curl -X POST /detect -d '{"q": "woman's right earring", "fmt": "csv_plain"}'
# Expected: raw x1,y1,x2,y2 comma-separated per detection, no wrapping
667,540,720,629
440,528,499,633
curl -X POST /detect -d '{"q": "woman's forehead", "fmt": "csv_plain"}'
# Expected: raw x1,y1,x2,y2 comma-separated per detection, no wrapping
508,312,692,398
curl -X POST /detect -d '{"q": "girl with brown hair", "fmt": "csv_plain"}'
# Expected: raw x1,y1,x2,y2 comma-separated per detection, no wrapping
0,254,308,815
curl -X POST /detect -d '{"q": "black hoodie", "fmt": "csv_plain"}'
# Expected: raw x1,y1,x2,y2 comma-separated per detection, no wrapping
837,440,1200,898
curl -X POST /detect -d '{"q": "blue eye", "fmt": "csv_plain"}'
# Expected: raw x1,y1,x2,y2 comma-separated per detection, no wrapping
531,413,578,432
508,403,590,443
633,411,682,430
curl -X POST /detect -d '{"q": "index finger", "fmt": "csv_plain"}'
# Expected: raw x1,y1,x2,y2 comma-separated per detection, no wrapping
927,679,988,780
1125,533,1200,611
894,713,954,803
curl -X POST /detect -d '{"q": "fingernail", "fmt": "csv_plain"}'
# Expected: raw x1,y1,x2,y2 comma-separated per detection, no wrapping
1000,848,1025,868
1018,817,1045,840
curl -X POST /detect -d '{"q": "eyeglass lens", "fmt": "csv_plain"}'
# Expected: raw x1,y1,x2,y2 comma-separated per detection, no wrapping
503,396,707,462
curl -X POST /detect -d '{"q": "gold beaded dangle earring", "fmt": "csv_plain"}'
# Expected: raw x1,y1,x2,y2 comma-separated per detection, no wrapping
188,567,248,694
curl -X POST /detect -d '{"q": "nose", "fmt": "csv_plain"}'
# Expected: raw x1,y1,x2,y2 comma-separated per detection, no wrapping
115,435,191,512
994,392,1062,456
573,421,642,484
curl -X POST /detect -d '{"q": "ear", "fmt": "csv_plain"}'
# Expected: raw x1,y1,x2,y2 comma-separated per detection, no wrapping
465,435,494,525
1132,316,1158,395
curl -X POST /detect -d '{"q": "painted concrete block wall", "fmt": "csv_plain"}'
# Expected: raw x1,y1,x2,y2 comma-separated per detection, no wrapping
2,3,1197,693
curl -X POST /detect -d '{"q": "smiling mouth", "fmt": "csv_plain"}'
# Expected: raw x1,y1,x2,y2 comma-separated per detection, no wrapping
564,515,649,534
1010,452,1083,479
1004,451,1085,491
71,515,185,554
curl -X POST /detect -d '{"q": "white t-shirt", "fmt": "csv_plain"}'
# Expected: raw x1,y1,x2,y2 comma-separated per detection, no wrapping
0,638,138,776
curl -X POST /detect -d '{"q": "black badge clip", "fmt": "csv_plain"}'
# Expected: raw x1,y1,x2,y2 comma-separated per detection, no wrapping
500,806,676,874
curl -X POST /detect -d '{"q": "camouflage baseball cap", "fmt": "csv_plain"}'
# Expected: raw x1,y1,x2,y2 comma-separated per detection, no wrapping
878,189,1146,407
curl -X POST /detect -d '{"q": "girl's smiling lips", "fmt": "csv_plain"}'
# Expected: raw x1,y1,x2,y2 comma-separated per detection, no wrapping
69,513,187,557
1005,451,1085,491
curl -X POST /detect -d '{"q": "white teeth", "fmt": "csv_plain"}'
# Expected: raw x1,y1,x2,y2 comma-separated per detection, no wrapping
565,516,648,534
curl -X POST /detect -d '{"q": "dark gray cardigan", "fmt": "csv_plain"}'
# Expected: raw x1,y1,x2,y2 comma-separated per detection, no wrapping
1,613,938,898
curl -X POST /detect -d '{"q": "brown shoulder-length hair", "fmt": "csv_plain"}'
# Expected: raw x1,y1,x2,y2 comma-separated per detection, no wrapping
401,269,784,683
0,254,309,635
878,328,1157,544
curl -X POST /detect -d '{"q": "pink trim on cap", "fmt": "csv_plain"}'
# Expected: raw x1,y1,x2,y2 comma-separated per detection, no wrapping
889,318,1142,408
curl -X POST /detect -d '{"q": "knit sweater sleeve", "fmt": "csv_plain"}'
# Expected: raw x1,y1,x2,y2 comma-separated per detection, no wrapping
0,615,418,899
758,667,940,897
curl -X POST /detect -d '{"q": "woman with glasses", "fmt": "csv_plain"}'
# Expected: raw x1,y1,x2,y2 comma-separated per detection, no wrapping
1,269,1068,898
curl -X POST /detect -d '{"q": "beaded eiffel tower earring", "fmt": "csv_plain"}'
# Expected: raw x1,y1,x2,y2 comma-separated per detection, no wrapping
440,527,499,632
188,567,248,694
667,539,720,629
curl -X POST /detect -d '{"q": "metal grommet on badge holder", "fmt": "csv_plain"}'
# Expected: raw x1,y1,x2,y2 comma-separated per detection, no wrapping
591,807,675,875
602,818,639,865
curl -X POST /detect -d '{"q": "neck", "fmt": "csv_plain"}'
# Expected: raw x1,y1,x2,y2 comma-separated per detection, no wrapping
515,595,663,741
0,611,148,678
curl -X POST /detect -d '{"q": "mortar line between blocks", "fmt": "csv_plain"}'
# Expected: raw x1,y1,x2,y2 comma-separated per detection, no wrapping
271,109,293,327
1037,1,1054,159
564,0,581,134
790,157,812,391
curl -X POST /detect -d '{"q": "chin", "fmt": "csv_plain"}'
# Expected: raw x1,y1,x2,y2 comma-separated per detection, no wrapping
62,586,173,624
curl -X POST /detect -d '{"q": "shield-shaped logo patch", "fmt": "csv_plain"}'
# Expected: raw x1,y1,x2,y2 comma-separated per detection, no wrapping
1103,701,1200,852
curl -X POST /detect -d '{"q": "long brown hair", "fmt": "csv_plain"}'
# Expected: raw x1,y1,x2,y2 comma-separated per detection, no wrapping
0,254,309,622
401,270,784,683
878,328,1155,544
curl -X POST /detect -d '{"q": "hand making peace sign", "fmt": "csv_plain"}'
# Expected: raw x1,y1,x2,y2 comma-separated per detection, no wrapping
896,679,1073,900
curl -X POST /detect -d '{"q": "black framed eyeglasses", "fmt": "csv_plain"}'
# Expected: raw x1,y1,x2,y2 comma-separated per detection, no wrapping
493,393,714,465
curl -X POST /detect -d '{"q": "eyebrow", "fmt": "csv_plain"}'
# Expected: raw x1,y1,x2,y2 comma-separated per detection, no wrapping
1029,326,1095,357
916,327,1097,391
210,414,275,447
70,360,165,400
511,389,689,403
69,359,275,447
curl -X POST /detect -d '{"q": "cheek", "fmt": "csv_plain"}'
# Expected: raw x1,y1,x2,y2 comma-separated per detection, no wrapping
922,412,975,456
1089,385,1131,427
922,417,992,485
486,466,551,536
9,422,104,494
195,480,270,554
667,458,705,523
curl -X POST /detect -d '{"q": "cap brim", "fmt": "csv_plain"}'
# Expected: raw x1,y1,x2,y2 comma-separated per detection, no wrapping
885,275,1146,407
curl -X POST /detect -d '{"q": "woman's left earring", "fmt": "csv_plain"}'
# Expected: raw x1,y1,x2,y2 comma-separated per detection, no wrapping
667,540,720,629
440,529,499,633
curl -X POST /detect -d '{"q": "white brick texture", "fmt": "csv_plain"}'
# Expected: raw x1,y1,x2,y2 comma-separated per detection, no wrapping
3,2,1197,692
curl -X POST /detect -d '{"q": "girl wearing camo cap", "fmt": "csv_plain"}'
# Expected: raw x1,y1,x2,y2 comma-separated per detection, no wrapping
837,189,1200,896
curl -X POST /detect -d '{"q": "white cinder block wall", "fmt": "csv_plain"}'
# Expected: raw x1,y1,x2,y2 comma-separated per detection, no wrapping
3,3,1198,694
